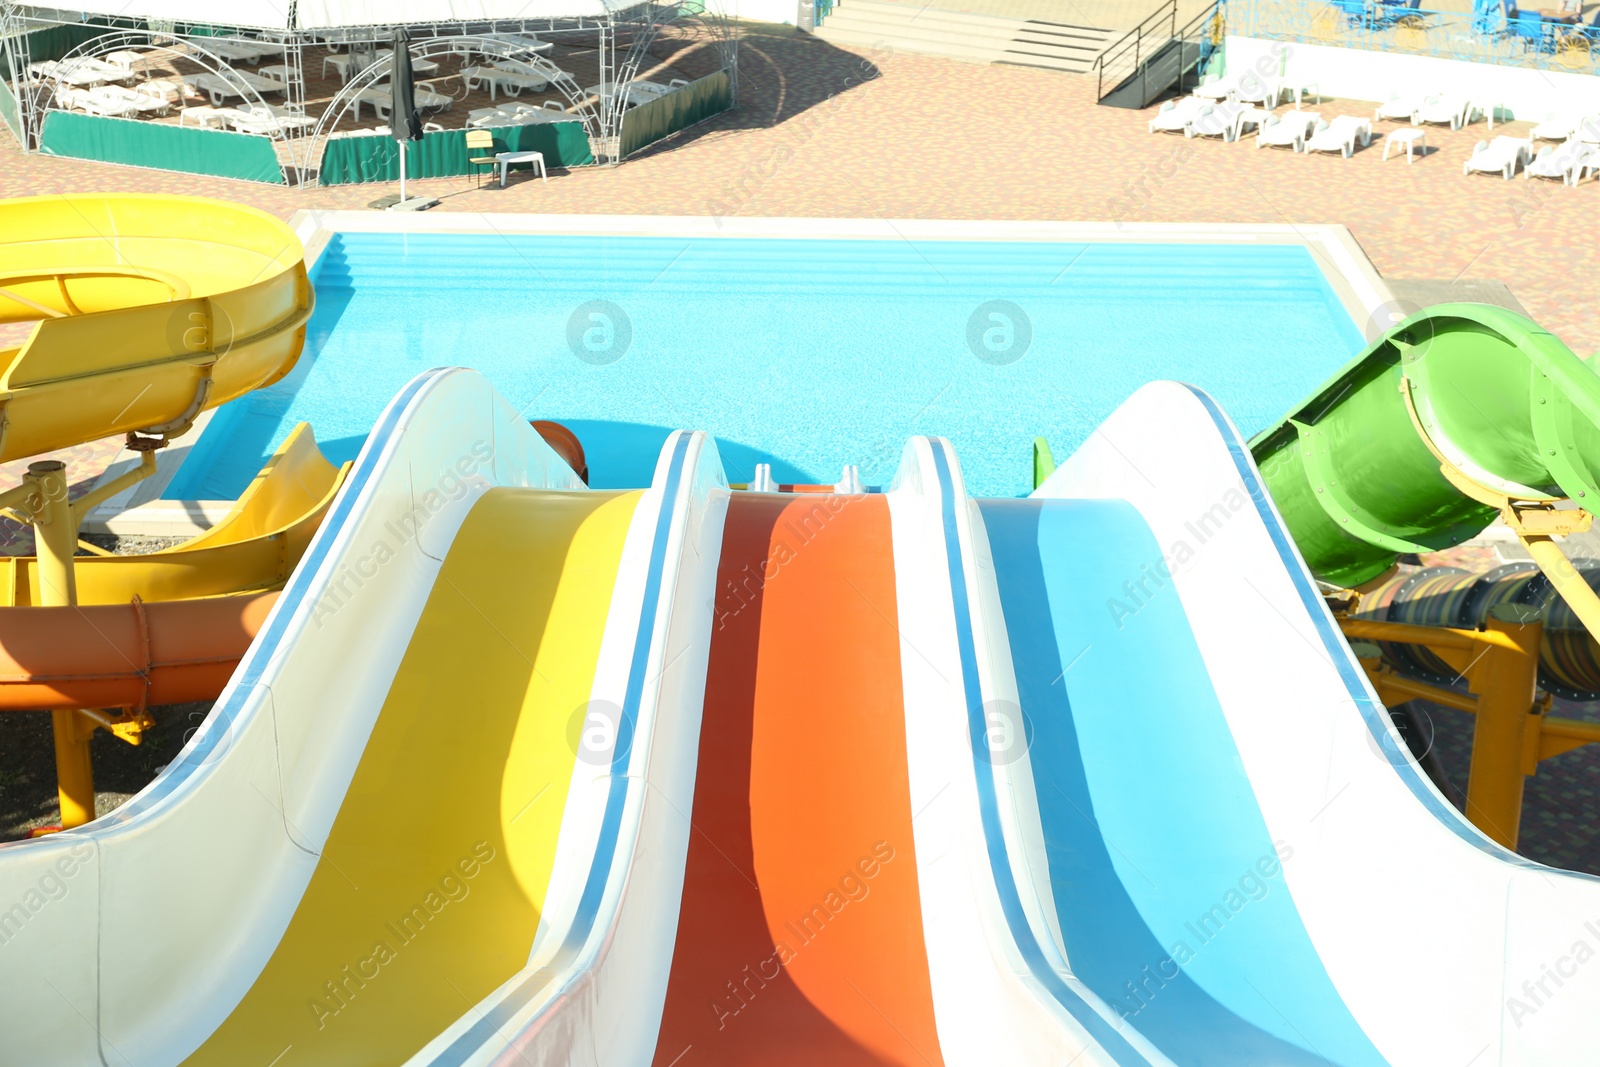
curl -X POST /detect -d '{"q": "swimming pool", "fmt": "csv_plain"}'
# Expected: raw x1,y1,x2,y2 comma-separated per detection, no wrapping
164,230,1366,501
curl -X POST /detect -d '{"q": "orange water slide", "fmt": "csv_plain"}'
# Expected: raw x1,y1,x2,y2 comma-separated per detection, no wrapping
0,592,275,711
650,494,945,1067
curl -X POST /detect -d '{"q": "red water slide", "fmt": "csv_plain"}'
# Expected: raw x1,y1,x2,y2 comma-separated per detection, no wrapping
650,493,946,1067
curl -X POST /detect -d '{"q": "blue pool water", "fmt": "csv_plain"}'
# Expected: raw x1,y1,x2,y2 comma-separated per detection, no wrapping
165,233,1366,500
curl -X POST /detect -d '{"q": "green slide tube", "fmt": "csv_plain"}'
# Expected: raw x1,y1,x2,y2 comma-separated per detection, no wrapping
1248,303,1600,587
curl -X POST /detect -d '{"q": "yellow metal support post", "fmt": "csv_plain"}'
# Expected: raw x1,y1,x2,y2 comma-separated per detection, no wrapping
25,460,96,827
1464,603,1543,850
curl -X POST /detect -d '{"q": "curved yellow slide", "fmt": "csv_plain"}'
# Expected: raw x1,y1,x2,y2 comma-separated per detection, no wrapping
0,423,350,606
0,194,311,460
184,486,642,1065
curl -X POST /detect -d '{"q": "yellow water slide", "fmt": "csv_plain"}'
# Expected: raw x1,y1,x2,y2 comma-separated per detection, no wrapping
0,193,311,460
184,487,642,1064
0,423,350,606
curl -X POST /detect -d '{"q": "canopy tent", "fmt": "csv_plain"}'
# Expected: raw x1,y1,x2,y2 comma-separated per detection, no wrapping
7,0,624,29
296,0,619,29
0,0,738,182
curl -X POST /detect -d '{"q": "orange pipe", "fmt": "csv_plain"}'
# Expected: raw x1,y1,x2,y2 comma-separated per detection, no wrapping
0,592,277,711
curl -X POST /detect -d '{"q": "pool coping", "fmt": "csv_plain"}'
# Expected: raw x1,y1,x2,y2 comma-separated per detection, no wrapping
87,213,1394,535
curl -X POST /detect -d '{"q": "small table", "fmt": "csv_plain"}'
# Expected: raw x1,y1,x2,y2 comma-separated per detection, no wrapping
1235,106,1276,139
1383,127,1427,163
496,150,547,186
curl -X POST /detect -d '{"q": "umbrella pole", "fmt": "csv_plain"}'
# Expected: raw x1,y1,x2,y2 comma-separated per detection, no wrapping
399,141,408,203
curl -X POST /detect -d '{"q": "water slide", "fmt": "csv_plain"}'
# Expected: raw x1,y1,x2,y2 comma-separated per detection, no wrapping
8,316,1600,1065
0,194,332,724
0,194,311,460
0,423,347,606
1247,302,1600,587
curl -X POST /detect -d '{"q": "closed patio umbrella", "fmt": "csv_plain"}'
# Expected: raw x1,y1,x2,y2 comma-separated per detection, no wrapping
391,27,424,203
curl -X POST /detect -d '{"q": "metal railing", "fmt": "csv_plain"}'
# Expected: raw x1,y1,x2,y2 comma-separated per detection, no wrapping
1093,0,1178,100
1233,0,1600,77
1093,0,1222,105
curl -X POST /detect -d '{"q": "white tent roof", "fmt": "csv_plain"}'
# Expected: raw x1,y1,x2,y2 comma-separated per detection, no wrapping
14,0,619,31
297,0,616,28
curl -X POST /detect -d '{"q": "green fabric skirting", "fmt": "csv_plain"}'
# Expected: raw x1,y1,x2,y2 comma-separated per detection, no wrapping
619,69,732,160
318,121,594,186
39,111,287,184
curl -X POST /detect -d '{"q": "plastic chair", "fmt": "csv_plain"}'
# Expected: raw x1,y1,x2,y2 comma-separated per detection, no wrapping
465,129,498,188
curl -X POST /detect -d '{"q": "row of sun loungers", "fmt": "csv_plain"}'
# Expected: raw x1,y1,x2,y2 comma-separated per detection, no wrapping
1150,80,1600,183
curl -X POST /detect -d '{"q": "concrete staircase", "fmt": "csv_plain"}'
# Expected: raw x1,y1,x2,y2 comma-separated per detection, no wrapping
813,0,1117,74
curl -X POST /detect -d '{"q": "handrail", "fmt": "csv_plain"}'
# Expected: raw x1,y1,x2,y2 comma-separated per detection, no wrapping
1093,0,1220,103
1093,0,1177,98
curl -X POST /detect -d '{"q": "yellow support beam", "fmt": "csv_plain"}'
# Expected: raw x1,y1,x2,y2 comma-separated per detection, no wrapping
25,460,93,829
1465,604,1543,850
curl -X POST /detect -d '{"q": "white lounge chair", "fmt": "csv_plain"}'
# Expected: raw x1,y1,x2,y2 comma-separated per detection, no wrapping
1234,74,1284,108
1414,94,1479,131
1373,91,1427,124
1305,115,1373,157
91,83,170,115
1530,111,1586,142
29,59,130,88
1257,110,1320,151
1192,73,1241,102
1463,136,1531,179
1186,100,1247,141
1525,140,1591,184
357,85,454,122
101,50,157,73
1148,96,1209,134
187,71,287,106
55,86,140,117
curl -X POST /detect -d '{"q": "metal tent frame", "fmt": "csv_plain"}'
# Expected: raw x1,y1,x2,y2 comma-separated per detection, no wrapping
0,1,737,182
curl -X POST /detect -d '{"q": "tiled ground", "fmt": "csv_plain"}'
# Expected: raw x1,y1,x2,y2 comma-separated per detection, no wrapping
4,24,1600,864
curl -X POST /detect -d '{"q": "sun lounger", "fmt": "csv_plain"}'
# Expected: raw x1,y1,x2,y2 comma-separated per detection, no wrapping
1531,111,1586,141
55,86,140,118
1305,115,1373,157
1234,74,1285,107
187,71,287,106
91,83,171,116
1148,95,1209,134
29,59,131,88
1373,91,1427,123
1463,135,1531,178
1414,94,1479,130
1185,100,1247,141
356,85,454,122
1525,139,1590,183
1257,110,1320,151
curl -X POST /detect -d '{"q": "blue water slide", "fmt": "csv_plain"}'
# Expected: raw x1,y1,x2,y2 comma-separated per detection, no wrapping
977,494,1387,1066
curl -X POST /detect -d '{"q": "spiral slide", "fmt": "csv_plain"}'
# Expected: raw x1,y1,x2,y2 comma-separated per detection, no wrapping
0,194,311,461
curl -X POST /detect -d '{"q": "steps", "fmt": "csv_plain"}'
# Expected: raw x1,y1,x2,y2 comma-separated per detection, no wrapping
813,0,1116,74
